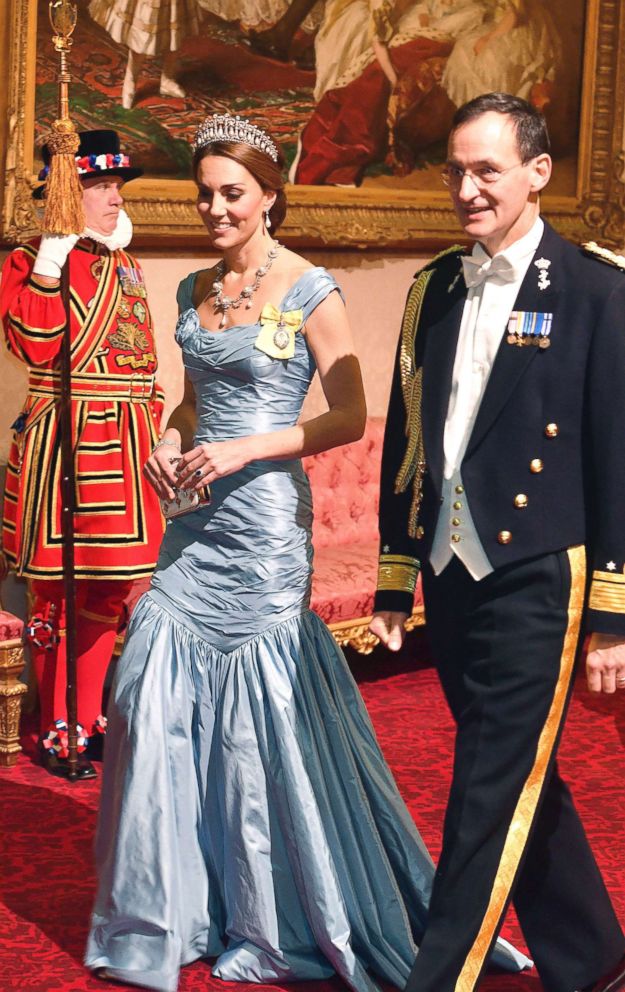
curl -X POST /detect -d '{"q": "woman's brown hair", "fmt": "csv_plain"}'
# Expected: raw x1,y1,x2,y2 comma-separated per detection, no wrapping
192,137,287,233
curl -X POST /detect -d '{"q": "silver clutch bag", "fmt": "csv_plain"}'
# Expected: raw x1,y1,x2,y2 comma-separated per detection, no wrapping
161,485,211,519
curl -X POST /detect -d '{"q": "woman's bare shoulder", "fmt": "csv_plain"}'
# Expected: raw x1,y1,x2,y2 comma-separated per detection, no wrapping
276,246,316,277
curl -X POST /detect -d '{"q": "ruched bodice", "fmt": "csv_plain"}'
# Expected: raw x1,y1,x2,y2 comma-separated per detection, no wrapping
176,267,331,438
149,268,340,651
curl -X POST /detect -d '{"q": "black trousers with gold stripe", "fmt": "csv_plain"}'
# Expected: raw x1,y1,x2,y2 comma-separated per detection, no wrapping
406,548,625,992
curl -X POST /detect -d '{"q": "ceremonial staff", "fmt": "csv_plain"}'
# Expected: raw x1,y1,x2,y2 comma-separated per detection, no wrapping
43,0,84,780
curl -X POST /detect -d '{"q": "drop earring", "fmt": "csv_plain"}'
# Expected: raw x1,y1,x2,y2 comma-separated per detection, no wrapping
265,210,271,230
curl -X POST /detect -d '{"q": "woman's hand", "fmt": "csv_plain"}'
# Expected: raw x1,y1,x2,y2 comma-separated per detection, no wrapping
143,440,183,500
175,437,259,490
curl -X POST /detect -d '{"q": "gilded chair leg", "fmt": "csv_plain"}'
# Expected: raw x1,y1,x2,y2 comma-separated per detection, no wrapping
0,638,27,767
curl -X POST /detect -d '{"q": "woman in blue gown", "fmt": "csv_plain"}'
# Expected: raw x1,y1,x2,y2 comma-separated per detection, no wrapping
85,113,530,992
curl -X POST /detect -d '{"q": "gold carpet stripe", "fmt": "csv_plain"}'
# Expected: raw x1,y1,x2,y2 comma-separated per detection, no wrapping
454,545,586,992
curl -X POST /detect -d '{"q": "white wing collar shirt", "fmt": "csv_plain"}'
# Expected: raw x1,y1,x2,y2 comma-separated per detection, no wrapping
430,217,544,580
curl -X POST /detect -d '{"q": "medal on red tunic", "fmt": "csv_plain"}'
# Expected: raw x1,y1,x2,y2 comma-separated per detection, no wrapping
117,265,147,298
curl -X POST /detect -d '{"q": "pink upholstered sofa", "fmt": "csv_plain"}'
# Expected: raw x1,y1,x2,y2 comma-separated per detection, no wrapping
305,417,424,654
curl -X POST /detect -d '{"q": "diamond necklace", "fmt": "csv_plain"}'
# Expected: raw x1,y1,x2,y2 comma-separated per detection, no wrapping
211,241,280,328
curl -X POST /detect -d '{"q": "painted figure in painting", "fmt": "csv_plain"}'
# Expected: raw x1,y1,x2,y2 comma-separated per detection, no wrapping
88,0,201,108
442,0,561,109
292,0,562,185
242,0,322,61
200,0,322,45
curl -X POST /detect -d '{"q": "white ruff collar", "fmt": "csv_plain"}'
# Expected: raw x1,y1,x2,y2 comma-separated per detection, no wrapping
83,208,133,251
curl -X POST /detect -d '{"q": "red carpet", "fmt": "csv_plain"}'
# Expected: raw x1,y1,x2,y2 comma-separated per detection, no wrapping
1,635,624,992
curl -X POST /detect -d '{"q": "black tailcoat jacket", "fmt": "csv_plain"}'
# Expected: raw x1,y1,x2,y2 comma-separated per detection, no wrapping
375,221,625,635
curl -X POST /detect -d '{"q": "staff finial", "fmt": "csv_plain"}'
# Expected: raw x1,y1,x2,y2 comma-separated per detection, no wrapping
41,0,85,235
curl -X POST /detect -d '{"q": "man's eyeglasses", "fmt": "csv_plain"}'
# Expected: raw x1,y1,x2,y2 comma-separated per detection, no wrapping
441,161,528,191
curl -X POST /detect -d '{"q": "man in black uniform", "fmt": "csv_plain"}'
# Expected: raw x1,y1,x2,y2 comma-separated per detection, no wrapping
371,93,625,992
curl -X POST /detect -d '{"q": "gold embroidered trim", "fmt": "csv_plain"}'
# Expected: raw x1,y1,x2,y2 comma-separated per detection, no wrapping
582,241,625,270
377,554,419,594
78,608,119,625
28,369,155,402
27,279,61,297
588,570,625,613
591,569,625,583
371,0,394,42
395,246,464,537
8,313,65,339
18,244,37,261
454,545,586,992
20,561,157,579
72,251,119,372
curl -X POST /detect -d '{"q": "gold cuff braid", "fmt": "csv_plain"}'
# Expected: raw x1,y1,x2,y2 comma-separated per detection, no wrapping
588,570,625,614
377,554,420,594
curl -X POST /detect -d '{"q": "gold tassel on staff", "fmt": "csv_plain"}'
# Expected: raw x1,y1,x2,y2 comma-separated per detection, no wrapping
42,0,84,235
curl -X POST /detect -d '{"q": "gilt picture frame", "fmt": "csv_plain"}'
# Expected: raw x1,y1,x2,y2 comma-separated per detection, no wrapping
0,0,624,250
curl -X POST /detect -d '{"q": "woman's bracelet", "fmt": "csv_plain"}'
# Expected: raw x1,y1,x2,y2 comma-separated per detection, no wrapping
152,437,181,455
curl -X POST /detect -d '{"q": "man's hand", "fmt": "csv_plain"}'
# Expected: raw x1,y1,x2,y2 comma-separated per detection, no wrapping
586,633,625,693
369,611,409,652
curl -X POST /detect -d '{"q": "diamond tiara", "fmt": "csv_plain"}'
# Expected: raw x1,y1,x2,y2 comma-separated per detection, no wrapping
192,113,279,162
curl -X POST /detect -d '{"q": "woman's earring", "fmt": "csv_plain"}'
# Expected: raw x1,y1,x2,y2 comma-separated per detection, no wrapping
265,210,271,230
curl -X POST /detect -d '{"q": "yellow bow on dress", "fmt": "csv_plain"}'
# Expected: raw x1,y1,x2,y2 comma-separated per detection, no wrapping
254,304,304,360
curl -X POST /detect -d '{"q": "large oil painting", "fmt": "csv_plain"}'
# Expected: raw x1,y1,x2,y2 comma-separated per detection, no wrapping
1,0,624,247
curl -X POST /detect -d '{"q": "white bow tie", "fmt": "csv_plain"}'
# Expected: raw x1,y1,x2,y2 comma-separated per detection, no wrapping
461,253,519,288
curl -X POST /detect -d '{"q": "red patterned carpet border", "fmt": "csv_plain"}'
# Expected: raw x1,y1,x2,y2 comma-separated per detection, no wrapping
1,638,623,992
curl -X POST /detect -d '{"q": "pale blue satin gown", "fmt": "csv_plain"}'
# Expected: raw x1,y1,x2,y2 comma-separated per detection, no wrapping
85,268,529,992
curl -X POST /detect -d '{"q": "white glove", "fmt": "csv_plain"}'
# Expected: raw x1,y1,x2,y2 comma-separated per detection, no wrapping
33,232,80,279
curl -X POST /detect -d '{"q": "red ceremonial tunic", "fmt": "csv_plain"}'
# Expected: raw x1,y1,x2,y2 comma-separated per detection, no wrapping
1,237,165,580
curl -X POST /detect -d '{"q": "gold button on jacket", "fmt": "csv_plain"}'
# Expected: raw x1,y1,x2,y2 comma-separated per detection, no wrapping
498,530,512,545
